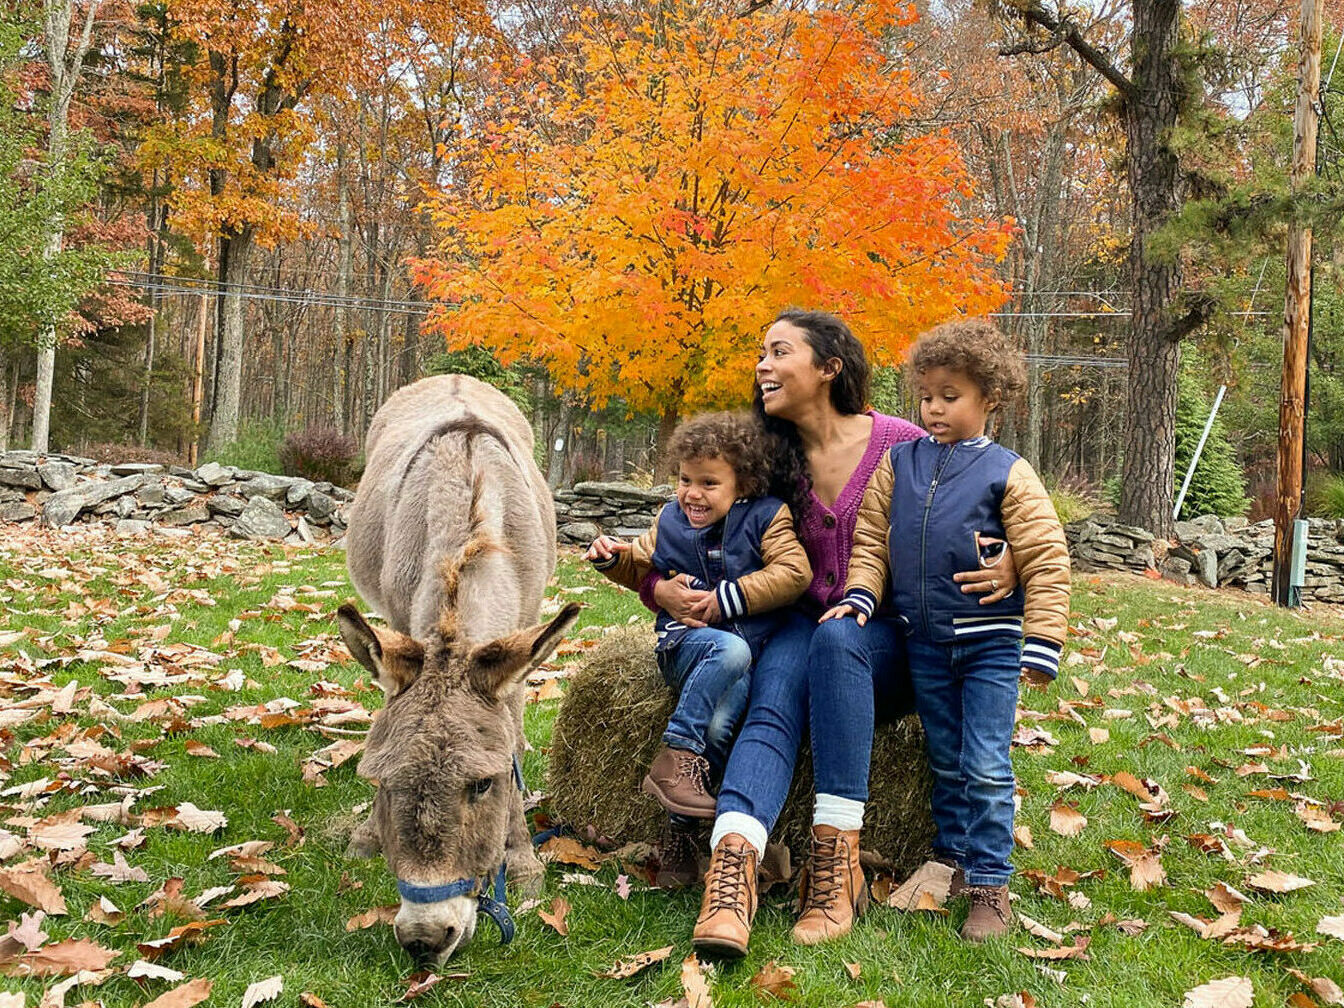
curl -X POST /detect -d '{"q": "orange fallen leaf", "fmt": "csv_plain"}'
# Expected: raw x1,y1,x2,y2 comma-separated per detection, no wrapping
538,836,603,871
345,906,398,931
142,978,212,1008
0,938,118,977
538,897,570,936
751,960,798,1000
136,920,228,960
595,945,674,979
1246,870,1314,894
1014,936,1090,960
1049,803,1087,837
0,864,66,915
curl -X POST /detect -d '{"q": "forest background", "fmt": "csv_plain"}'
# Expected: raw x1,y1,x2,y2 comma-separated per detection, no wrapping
7,0,1344,529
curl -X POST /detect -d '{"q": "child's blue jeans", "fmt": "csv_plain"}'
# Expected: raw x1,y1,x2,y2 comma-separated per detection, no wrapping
657,627,752,777
905,634,1021,888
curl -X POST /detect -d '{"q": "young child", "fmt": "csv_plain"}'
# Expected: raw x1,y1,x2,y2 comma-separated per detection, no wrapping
822,319,1071,941
586,412,811,876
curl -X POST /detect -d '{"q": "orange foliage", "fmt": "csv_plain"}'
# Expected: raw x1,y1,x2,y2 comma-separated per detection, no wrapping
412,0,1014,418
142,0,490,250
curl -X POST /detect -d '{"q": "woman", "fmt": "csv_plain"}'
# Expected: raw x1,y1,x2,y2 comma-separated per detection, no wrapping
651,309,1014,957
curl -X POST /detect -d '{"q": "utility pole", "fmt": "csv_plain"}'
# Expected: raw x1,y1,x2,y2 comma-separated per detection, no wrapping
1273,0,1322,607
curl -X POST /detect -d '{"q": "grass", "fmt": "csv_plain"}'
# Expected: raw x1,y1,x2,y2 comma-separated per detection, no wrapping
0,529,1341,1007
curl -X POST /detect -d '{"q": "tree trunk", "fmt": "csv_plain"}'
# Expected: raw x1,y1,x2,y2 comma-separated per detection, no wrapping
333,139,351,433
206,226,253,454
656,406,679,464
0,346,10,453
1117,0,1187,538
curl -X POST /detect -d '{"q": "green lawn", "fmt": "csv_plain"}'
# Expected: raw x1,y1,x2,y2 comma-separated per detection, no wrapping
0,528,1341,1007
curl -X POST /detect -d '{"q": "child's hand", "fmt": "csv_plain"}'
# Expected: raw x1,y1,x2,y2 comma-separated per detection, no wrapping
1019,667,1052,691
688,592,722,625
819,603,866,627
584,535,629,563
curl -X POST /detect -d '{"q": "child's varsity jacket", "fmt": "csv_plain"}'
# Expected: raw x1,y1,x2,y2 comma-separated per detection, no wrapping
591,496,811,653
840,435,1071,678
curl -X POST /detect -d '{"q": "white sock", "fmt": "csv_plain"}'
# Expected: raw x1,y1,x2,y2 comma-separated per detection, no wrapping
813,793,865,831
711,812,767,857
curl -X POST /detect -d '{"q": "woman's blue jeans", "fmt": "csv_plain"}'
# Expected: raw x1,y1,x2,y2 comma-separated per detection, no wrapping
658,627,752,777
906,634,1021,887
716,609,912,832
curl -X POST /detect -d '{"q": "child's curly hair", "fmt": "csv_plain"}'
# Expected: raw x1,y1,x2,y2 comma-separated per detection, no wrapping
666,412,771,499
907,318,1026,408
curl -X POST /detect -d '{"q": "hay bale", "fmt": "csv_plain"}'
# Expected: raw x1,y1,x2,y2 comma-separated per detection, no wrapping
548,627,935,877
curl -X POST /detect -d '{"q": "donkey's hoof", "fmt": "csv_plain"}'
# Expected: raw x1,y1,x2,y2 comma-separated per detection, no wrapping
346,820,381,859
507,850,545,896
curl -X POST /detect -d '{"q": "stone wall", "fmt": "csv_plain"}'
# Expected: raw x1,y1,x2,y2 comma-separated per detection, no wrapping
553,481,670,545
1068,514,1344,604
0,450,352,544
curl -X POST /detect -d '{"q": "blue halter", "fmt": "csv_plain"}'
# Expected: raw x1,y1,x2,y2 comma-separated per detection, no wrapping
393,755,526,946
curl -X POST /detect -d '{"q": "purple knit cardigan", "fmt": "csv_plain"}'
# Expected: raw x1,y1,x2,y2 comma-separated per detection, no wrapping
798,412,924,609
638,411,924,611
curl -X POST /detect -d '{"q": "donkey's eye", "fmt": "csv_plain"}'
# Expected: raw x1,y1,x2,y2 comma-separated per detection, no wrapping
467,777,493,801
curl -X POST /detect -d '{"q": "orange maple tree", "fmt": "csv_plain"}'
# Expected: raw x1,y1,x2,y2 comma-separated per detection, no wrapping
413,0,1015,429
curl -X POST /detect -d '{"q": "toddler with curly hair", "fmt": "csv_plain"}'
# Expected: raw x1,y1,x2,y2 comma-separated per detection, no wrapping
586,412,811,881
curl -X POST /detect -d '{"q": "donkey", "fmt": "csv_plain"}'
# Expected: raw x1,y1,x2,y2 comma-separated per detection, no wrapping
338,374,570,961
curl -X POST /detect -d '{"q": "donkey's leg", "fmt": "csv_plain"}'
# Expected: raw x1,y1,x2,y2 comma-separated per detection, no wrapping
505,777,544,895
346,815,382,859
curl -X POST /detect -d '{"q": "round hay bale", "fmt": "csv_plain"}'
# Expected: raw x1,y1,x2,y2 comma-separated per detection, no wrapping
548,627,935,877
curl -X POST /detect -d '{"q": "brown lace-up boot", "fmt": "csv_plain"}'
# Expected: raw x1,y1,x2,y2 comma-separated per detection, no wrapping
692,834,758,958
791,825,867,945
642,746,717,818
960,885,1012,941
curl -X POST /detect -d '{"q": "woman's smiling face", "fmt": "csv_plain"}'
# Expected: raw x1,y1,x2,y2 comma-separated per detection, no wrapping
756,320,833,420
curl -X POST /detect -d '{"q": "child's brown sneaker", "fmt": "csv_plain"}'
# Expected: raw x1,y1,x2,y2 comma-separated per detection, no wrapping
642,745,717,818
960,885,1012,941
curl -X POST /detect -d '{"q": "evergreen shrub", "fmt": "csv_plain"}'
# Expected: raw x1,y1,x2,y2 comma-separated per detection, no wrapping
1173,370,1250,519
279,426,359,486
1308,473,1344,518
203,419,284,474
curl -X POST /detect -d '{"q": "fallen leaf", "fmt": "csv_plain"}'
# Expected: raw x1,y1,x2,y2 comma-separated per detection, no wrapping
613,874,632,901
345,906,398,931
27,823,95,853
126,960,185,982
844,962,861,980
751,961,798,1000
1017,914,1064,944
1182,976,1252,1008
538,836,603,871
5,913,46,953
1049,803,1087,837
240,975,282,1008
911,890,948,916
0,865,66,915
1,939,118,977
1286,968,1344,1006
142,979,212,1008
84,897,123,926
595,945,674,979
1013,824,1034,849
1205,882,1249,914
170,804,227,834
538,897,570,936
90,851,149,883
400,973,445,1001
299,994,330,1008
1316,914,1344,940
1246,871,1314,894
183,742,218,759
987,996,1037,1008
680,954,713,1008
1014,936,1090,960
135,920,227,960
888,860,954,910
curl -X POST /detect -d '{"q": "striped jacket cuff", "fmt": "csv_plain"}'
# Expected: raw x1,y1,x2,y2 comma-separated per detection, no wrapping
840,588,878,619
589,551,618,571
1021,636,1062,679
716,580,747,620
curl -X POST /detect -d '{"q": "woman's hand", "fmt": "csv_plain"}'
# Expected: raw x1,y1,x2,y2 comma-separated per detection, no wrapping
952,537,1017,604
651,574,713,628
584,535,629,564
819,603,866,626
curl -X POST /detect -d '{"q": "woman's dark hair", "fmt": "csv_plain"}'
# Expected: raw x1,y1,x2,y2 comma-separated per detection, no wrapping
750,308,873,526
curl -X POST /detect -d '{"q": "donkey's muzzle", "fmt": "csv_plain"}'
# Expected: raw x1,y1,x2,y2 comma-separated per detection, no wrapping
399,923,461,962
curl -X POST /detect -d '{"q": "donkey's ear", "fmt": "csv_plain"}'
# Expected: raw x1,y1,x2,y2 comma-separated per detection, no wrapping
468,602,583,700
337,603,424,697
